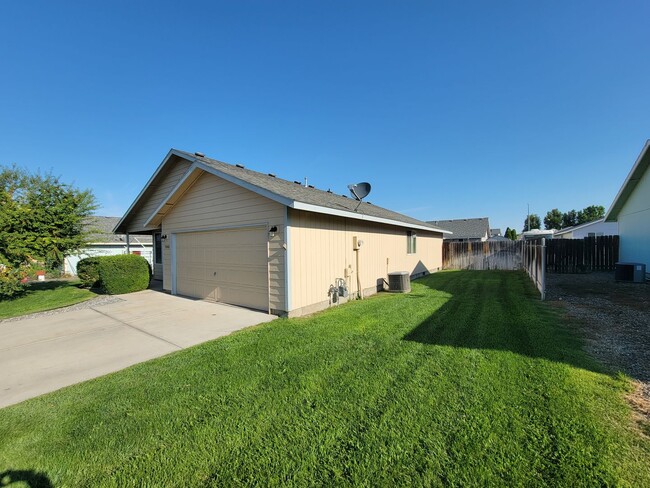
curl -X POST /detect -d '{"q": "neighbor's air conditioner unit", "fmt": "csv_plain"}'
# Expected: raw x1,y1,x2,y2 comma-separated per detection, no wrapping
615,262,646,283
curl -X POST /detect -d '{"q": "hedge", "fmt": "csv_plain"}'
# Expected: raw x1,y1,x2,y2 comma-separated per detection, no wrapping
77,257,101,289
77,254,150,294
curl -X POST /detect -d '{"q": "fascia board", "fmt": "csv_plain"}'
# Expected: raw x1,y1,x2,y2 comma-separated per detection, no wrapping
142,163,202,228
605,140,650,221
193,161,295,207
291,201,452,234
113,148,177,234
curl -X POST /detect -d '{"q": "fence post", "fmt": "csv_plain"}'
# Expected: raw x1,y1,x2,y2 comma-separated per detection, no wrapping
541,238,546,300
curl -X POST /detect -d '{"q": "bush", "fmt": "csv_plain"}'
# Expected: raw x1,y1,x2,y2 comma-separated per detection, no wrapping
0,265,26,300
77,257,101,289
97,254,150,294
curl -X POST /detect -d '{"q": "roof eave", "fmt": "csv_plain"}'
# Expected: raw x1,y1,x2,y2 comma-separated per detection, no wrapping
291,201,450,233
113,148,179,234
605,140,650,222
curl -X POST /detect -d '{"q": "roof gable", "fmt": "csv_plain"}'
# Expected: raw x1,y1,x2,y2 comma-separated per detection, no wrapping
605,140,650,221
117,149,449,234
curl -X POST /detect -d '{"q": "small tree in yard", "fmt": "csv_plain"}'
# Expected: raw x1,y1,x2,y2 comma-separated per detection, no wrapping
0,165,96,298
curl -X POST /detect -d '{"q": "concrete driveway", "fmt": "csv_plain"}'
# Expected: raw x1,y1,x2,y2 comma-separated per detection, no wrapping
0,291,276,408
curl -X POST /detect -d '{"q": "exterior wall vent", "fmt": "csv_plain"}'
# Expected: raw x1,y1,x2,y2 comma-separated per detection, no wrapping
388,271,411,293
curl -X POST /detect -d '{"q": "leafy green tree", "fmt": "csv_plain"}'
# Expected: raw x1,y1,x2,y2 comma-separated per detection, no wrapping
505,227,517,240
562,210,578,228
0,165,97,272
523,214,541,232
577,205,605,225
544,209,563,230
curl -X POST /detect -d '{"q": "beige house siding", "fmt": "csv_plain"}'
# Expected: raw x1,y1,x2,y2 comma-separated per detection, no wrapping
162,172,286,312
123,159,193,233
288,209,443,316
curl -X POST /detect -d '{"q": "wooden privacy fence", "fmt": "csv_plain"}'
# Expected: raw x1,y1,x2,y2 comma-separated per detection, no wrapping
545,235,619,273
442,239,547,299
443,240,524,271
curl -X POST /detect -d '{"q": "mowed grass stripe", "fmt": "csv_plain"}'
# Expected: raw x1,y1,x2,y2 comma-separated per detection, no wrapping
0,271,648,487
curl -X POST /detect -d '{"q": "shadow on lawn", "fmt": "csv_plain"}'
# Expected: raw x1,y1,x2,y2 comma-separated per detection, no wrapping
0,470,53,487
403,270,604,374
24,280,79,292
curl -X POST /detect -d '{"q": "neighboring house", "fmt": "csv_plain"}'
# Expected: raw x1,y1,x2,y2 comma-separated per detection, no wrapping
553,218,618,239
605,140,650,277
520,229,555,241
487,235,510,242
490,228,502,237
426,217,490,242
114,149,448,317
64,216,153,276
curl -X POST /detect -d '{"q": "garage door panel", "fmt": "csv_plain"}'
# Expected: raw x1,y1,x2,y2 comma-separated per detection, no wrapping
175,227,268,310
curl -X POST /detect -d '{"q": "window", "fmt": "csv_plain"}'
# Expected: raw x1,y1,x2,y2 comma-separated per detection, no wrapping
587,232,604,238
154,233,162,264
407,231,417,254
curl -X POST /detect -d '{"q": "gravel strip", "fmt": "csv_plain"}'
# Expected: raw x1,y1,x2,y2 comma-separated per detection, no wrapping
0,295,124,324
546,272,650,403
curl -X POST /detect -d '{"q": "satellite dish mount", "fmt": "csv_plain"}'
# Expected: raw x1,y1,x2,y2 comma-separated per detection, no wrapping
348,182,372,211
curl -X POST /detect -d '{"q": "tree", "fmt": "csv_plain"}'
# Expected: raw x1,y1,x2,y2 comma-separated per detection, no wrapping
577,205,605,225
0,165,97,272
523,214,541,232
562,210,578,228
505,227,517,240
544,209,563,230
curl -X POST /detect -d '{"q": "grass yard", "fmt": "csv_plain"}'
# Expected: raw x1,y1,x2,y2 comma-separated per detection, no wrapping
0,280,96,320
0,271,648,486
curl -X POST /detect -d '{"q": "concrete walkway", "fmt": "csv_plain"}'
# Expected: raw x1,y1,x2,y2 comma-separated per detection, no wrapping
0,291,275,408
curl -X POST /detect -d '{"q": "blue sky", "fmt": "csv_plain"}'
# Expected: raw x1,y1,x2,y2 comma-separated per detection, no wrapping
1,1,649,232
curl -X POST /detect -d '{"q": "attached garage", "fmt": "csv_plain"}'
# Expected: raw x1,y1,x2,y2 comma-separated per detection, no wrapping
114,149,448,317
173,227,269,310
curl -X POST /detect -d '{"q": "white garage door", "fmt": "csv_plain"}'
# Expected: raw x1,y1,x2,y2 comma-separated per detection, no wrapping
175,227,269,311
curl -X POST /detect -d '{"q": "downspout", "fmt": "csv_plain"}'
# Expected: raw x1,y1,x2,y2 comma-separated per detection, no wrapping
126,233,131,254
356,247,363,300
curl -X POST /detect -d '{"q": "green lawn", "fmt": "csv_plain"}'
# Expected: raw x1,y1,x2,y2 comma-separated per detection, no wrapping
0,280,96,320
0,271,648,486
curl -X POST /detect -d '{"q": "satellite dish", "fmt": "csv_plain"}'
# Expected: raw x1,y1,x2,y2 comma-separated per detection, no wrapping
348,182,371,201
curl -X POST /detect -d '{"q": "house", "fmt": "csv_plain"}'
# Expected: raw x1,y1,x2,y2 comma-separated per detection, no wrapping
553,218,618,239
490,228,502,237
426,217,490,242
520,229,555,241
64,216,153,276
114,149,448,317
605,140,650,277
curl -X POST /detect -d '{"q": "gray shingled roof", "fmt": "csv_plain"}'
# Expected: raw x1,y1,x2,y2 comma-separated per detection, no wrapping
175,150,446,233
426,217,490,240
86,216,152,244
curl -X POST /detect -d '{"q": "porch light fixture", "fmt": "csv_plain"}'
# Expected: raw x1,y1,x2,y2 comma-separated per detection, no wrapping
269,226,278,238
